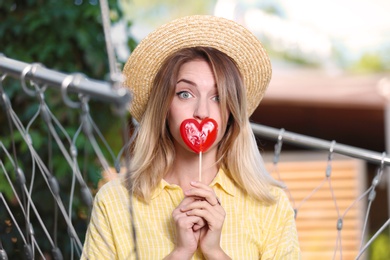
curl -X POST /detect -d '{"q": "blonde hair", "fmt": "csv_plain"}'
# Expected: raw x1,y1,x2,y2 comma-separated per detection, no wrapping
126,47,282,203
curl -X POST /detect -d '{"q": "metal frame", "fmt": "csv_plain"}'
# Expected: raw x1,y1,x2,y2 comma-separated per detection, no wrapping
0,55,131,108
251,123,389,167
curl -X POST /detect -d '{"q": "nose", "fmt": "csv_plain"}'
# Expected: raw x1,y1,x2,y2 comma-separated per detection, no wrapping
193,98,209,120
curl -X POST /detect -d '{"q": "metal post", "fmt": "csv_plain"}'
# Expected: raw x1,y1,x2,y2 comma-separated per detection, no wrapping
377,76,390,237
385,103,390,238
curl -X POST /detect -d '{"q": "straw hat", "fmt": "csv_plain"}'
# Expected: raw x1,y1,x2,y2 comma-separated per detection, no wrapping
123,15,272,122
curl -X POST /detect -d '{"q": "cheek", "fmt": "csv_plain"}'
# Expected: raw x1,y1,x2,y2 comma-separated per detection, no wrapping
168,105,181,126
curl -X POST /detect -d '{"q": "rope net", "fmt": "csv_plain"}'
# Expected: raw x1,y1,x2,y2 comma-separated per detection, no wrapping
0,67,131,259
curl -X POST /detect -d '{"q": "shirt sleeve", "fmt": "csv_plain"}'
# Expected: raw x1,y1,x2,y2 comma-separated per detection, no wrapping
81,186,117,260
261,189,301,259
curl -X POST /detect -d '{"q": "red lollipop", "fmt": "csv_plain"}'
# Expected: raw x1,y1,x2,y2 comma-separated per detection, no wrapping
180,118,218,154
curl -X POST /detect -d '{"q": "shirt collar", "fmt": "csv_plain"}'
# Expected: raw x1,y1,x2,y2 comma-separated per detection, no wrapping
151,168,237,199
151,178,180,199
210,168,237,197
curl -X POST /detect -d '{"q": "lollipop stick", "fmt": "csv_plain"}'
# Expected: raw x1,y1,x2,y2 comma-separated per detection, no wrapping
199,151,202,182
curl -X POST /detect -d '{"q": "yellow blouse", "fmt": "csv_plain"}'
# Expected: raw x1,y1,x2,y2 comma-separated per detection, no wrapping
81,169,300,259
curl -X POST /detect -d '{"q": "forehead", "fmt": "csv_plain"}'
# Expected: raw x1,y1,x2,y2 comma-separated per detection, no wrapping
177,60,215,86
178,60,212,74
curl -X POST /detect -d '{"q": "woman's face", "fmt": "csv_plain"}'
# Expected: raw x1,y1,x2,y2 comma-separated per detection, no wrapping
168,59,228,155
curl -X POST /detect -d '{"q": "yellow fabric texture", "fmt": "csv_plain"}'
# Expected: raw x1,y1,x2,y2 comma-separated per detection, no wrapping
81,169,301,259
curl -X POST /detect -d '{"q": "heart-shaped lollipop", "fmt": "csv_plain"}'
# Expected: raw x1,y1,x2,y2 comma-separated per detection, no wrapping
180,118,218,154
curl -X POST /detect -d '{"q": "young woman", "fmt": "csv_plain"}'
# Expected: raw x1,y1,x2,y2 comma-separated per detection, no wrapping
82,15,300,259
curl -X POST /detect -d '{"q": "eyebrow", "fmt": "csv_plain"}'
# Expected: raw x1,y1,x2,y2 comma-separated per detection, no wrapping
177,79,197,86
176,79,218,90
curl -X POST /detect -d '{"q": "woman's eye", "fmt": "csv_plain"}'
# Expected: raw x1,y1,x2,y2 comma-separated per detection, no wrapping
176,91,193,99
212,95,220,102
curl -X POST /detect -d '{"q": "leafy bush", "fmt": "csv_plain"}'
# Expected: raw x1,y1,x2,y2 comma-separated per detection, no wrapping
0,1,135,258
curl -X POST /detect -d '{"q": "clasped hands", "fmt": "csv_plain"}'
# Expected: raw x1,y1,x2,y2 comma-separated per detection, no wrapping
169,181,227,260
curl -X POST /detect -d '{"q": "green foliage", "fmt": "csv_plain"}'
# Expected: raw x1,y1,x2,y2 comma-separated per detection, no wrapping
1,0,127,78
350,53,387,73
370,232,390,260
0,0,135,259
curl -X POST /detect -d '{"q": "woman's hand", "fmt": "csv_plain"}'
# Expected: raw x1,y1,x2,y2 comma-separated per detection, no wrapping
182,181,229,259
166,196,206,260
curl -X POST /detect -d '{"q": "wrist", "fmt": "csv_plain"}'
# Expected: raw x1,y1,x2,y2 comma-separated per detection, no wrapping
203,248,231,260
164,248,194,260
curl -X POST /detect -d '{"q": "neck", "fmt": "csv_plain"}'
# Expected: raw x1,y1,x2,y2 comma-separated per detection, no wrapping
164,147,219,190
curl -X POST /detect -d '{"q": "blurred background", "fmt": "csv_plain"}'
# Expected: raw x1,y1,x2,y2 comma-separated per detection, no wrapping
1,0,389,259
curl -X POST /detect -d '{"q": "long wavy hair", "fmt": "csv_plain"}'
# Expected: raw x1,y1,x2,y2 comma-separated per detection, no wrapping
125,47,282,204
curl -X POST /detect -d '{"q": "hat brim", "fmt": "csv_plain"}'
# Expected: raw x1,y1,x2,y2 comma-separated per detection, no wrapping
123,15,272,122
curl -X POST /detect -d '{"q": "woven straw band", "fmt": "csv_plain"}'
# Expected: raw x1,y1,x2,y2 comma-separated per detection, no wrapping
123,15,272,122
